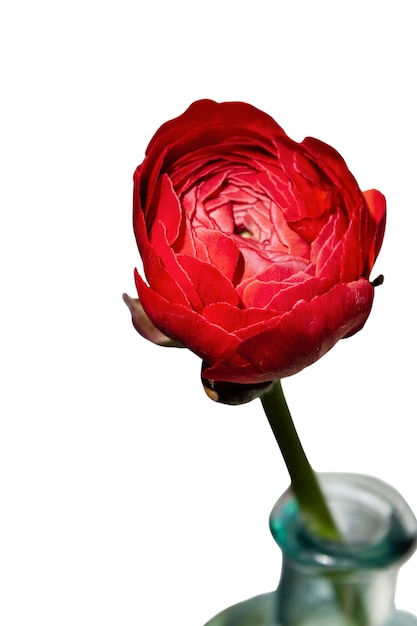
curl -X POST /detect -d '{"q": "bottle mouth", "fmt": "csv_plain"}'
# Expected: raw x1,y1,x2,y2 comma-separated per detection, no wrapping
318,474,392,547
269,473,417,570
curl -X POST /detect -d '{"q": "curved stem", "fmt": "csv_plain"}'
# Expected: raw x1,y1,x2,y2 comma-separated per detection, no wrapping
261,380,369,623
261,379,340,541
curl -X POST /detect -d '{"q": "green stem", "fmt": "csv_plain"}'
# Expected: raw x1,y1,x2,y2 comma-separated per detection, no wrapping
261,380,369,624
261,379,340,541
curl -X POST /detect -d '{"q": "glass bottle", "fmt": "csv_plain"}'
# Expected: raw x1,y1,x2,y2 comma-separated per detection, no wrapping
204,473,417,626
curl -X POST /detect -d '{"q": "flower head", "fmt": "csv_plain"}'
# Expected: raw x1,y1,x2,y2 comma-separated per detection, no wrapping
125,100,386,390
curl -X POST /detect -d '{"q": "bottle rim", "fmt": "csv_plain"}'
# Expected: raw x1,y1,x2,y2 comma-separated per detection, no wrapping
269,472,417,570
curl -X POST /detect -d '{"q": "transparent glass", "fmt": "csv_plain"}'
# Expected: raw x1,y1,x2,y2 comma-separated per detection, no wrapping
204,473,417,626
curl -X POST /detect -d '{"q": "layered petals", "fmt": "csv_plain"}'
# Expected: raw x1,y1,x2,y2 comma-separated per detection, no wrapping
202,280,373,384
127,100,386,390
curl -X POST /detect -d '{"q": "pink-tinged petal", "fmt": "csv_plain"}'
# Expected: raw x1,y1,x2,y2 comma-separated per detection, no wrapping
247,258,302,283
232,277,327,342
196,170,229,203
177,255,240,307
174,216,211,263
233,245,276,283
170,142,272,195
260,275,331,315
202,302,273,332
122,293,183,347
181,186,210,228
233,280,374,382
172,209,198,256
135,279,241,364
255,167,295,210
240,262,310,309
311,211,355,282
193,228,241,283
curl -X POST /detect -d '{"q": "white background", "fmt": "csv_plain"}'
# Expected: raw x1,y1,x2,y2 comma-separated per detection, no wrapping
1,1,416,624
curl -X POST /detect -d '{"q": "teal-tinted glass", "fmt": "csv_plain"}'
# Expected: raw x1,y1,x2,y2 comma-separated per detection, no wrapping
204,474,417,626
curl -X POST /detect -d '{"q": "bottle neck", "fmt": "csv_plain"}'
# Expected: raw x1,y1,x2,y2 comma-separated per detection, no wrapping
276,555,399,626
269,473,417,626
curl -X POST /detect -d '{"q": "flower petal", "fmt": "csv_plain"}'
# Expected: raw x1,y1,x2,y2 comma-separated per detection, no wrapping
177,255,240,307
362,189,386,275
203,279,374,383
237,280,374,380
193,228,241,283
135,279,242,365
122,293,182,347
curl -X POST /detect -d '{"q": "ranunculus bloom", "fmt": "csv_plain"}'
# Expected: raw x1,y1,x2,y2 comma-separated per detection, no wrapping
125,100,386,386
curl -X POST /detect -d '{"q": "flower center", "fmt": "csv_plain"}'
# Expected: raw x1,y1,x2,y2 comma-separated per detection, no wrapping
180,163,311,260
234,227,253,239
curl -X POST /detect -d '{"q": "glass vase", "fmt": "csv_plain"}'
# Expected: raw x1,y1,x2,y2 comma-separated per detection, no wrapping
204,473,417,626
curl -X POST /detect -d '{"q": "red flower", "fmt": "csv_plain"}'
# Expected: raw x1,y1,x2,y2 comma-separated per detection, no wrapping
125,100,386,387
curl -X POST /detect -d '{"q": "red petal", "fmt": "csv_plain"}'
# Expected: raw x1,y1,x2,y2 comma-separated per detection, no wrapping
148,220,204,311
135,280,241,364
202,302,272,331
362,189,386,274
177,255,240,307
149,174,182,245
146,100,288,154
202,280,374,384
301,137,363,208
194,228,241,283
235,280,374,381
311,211,361,283
240,262,310,309
133,167,150,256
259,275,330,314
134,266,189,309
